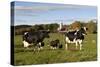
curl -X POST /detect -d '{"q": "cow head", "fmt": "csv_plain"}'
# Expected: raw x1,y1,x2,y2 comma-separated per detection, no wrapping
42,30,50,38
79,27,88,35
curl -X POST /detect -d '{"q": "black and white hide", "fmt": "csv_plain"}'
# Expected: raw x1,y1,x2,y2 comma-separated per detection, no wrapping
65,27,87,50
50,39,63,49
23,30,50,50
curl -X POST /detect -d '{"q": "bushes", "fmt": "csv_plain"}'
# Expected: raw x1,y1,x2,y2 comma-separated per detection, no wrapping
14,20,97,35
14,23,59,35
86,21,97,34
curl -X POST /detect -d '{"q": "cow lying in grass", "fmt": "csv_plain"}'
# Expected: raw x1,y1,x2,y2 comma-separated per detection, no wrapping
50,39,63,49
65,27,88,50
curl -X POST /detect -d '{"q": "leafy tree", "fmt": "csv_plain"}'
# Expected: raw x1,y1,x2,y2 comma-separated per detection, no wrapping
33,24,44,31
70,21,82,30
86,20,97,34
48,23,59,32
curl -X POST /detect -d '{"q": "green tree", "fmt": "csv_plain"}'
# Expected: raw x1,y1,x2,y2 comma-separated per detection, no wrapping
48,23,59,32
71,21,82,30
86,20,97,34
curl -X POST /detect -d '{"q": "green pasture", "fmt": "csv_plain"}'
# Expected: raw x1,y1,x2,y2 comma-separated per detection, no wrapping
14,33,97,65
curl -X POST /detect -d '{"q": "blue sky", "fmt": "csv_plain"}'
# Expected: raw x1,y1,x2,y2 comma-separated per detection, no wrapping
13,1,97,25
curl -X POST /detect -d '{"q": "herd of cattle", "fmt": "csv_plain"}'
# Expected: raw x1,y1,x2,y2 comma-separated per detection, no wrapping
23,27,88,50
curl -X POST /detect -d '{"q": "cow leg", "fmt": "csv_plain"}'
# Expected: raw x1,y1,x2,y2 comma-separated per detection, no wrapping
54,47,57,49
65,43,68,50
65,37,69,50
51,46,55,50
79,40,82,50
37,43,41,51
38,47,41,51
39,42,43,50
80,43,82,50
37,42,43,50
33,43,38,51
75,41,78,49
23,40,30,48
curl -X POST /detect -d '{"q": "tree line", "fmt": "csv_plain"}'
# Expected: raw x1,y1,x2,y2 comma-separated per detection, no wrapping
14,20,97,35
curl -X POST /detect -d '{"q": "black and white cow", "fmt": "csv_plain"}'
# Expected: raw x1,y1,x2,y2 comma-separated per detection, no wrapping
65,27,87,50
23,30,50,50
50,39,63,49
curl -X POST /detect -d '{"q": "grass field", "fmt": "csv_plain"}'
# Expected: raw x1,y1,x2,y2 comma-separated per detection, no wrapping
14,33,97,65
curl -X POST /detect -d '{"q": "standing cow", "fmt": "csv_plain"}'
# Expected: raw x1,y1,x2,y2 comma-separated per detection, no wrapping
23,30,50,50
65,27,87,50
